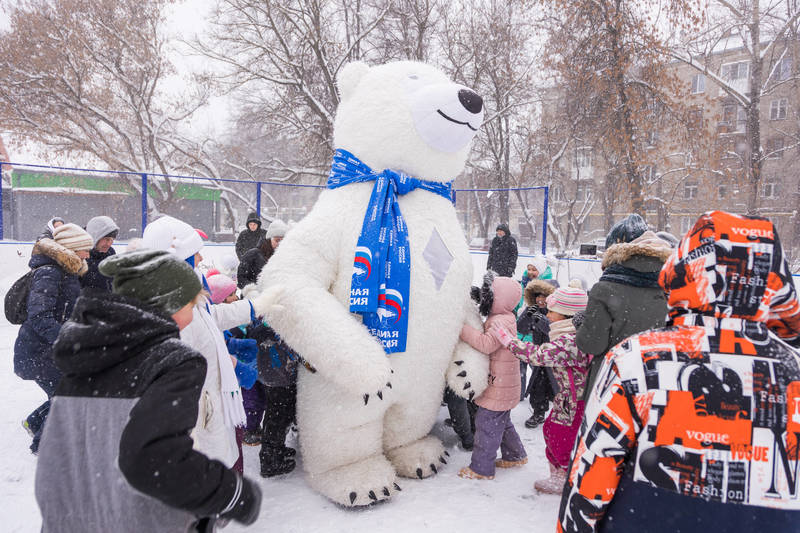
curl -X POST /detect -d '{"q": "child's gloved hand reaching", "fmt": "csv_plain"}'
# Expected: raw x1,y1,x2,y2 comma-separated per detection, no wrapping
489,325,529,364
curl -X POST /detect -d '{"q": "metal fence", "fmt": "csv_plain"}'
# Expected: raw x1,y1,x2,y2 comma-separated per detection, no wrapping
0,161,549,253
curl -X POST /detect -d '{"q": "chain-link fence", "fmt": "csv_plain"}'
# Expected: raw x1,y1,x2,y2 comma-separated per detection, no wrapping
0,162,549,253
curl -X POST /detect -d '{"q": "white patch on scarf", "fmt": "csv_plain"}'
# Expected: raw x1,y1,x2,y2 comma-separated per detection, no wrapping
423,227,453,291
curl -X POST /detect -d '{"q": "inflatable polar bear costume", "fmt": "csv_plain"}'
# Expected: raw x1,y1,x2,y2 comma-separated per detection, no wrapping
254,60,487,506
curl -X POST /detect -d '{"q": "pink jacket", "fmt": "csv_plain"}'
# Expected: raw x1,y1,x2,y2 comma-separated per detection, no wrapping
459,277,522,412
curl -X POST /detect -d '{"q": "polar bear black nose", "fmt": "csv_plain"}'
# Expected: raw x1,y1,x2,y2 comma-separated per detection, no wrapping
458,89,483,114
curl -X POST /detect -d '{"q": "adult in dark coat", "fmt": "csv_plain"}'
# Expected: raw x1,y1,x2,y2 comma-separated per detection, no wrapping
577,215,673,399
36,250,261,532
486,223,518,277
14,224,93,453
237,220,288,291
80,215,119,293
235,212,267,260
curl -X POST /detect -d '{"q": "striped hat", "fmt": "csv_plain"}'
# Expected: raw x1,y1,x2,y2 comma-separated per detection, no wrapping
53,223,94,252
546,286,588,317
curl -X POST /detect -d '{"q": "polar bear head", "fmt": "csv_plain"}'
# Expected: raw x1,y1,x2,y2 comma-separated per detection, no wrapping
333,61,484,182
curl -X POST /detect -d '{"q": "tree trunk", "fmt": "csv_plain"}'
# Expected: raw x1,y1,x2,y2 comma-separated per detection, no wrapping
746,0,763,215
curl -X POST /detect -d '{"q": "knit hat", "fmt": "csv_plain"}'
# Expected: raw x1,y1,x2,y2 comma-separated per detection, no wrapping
53,223,94,252
206,273,237,304
99,249,202,315
266,219,288,240
546,286,588,317
246,212,262,227
141,215,204,261
605,213,648,249
85,216,120,246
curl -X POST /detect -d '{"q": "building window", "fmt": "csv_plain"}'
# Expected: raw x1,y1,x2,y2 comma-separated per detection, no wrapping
576,181,593,202
766,137,785,159
551,184,565,202
762,178,779,198
777,57,792,81
645,130,658,146
721,61,749,81
770,99,788,120
684,180,698,199
722,104,747,132
691,74,705,94
718,184,727,199
575,147,593,169
642,165,657,183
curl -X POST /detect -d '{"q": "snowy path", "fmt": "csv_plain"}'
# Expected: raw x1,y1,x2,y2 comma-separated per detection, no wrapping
0,319,559,533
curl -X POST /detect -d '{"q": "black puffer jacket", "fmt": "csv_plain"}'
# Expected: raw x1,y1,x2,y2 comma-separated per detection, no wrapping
237,237,275,289
80,247,116,293
13,239,85,382
235,212,266,259
36,292,259,533
486,223,518,277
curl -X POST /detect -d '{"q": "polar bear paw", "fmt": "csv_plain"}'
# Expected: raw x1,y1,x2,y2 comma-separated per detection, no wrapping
446,341,489,401
308,454,400,508
386,435,448,479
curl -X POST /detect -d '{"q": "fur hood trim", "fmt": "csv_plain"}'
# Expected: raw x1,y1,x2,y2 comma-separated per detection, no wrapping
524,278,555,305
33,238,88,276
602,231,673,269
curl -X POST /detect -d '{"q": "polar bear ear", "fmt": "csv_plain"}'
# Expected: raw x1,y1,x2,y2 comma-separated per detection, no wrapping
337,61,370,103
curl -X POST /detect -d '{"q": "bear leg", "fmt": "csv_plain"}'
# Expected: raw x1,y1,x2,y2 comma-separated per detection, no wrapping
307,454,400,507
385,435,447,479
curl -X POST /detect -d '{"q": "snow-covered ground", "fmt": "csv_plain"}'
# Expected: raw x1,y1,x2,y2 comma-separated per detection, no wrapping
0,242,561,533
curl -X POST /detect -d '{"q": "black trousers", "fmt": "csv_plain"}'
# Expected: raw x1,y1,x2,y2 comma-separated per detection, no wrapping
260,384,297,453
444,387,476,446
527,366,554,417
28,377,58,452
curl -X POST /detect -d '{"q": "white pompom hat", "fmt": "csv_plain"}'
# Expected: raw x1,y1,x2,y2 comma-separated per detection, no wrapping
141,215,204,261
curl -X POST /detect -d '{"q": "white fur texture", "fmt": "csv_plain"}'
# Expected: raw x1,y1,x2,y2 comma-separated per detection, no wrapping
254,61,485,507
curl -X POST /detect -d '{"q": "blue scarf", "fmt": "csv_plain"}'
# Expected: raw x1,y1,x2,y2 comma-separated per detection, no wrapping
327,149,454,354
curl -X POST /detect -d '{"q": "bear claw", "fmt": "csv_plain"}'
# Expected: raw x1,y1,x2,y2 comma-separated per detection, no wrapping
393,483,402,491
368,490,377,501
377,391,383,400
363,394,369,405
430,464,438,474
349,492,357,504
416,468,423,479
383,487,390,497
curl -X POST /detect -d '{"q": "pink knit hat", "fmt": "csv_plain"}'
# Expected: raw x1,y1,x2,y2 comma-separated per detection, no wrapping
206,273,237,304
546,286,588,317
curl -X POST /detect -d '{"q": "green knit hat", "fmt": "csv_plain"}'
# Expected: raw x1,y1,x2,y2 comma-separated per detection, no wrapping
99,249,202,315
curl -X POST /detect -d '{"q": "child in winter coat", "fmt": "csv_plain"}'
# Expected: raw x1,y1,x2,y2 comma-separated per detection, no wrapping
457,272,527,480
492,284,590,494
517,279,557,429
142,215,255,470
35,250,261,532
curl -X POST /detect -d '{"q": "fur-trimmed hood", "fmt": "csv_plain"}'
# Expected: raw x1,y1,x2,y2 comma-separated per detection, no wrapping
601,230,673,270
524,278,556,305
32,238,88,276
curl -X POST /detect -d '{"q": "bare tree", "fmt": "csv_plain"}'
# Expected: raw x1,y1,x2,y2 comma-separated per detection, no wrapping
0,0,252,224
672,0,800,213
195,0,403,184
539,0,700,215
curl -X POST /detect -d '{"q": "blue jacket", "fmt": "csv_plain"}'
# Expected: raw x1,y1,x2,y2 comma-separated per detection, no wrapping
14,239,84,382
80,247,116,293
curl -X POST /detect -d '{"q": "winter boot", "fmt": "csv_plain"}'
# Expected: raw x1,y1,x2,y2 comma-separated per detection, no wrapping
495,456,528,468
277,445,297,459
21,420,35,439
457,467,494,480
525,413,546,429
260,447,296,477
534,463,566,494
242,430,262,446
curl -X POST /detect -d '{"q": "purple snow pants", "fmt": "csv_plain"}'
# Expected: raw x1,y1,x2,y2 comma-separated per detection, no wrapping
469,406,527,477
543,400,585,469
242,382,267,432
